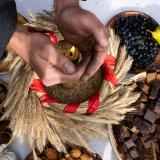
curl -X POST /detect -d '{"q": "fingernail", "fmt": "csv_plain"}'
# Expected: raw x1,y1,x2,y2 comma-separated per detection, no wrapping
63,63,76,74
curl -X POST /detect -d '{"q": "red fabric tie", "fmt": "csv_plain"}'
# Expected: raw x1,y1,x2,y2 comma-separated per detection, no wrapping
30,79,57,105
45,32,57,45
30,79,46,92
40,94,57,104
103,56,117,87
103,68,118,87
63,103,80,114
86,92,100,115
103,56,116,67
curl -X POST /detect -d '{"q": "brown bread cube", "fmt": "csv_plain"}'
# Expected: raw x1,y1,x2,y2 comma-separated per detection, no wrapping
124,139,135,149
146,71,157,83
144,109,159,124
140,94,149,103
117,144,128,153
129,148,139,159
154,101,160,114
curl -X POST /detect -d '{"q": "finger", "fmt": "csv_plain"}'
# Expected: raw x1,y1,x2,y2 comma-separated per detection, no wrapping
77,38,95,53
31,56,71,86
40,45,76,75
81,46,107,81
82,14,108,48
29,51,66,86
73,53,92,78
92,25,108,47
58,54,92,83
44,56,91,86
62,31,92,53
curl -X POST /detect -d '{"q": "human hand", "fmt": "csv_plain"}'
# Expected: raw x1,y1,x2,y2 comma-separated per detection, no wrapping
7,26,91,86
55,4,108,81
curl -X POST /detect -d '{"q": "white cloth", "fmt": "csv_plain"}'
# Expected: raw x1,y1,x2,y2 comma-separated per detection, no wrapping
15,0,160,24
8,0,160,159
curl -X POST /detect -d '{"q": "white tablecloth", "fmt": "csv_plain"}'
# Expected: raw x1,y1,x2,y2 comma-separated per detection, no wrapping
16,0,160,25
7,0,160,159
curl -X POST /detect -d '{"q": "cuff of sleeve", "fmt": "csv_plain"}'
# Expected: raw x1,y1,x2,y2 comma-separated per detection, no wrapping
0,1,17,59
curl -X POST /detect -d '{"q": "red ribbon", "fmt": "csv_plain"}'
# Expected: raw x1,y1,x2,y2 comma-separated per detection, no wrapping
40,94,57,104
103,56,116,67
30,79,57,105
63,103,80,114
86,92,100,115
30,79,46,92
103,68,118,87
45,32,57,45
103,56,117,87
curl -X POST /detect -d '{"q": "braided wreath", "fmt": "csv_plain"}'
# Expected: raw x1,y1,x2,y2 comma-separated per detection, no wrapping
31,32,119,115
0,12,140,152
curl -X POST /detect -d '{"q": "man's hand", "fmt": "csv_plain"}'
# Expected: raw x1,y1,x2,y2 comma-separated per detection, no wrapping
7,26,91,86
55,0,108,81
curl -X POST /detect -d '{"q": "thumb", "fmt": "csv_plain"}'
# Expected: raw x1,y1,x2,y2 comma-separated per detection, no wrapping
40,47,76,74
54,52,76,74
93,26,108,47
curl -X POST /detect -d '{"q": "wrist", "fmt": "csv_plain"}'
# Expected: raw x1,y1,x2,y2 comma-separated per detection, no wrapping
54,0,79,17
7,25,31,60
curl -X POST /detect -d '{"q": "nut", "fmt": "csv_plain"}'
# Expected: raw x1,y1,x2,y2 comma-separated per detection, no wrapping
65,153,71,158
67,158,74,160
44,148,58,160
70,148,81,158
80,154,91,160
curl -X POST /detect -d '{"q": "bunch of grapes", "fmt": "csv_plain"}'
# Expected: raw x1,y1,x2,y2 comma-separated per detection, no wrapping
115,14,160,70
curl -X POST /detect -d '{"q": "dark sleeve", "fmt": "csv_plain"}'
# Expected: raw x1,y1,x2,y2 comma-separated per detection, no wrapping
0,0,17,58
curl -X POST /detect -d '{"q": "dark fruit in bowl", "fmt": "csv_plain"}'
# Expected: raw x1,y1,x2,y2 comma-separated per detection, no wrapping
108,12,160,71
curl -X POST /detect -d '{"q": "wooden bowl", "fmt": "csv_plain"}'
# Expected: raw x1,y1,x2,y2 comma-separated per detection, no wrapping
106,11,160,70
107,11,154,28
25,144,102,160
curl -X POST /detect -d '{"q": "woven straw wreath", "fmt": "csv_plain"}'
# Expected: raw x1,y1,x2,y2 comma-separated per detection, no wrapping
0,11,140,152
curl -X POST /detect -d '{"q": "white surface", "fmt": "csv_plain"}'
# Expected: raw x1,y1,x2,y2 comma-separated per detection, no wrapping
16,0,160,25
10,0,160,160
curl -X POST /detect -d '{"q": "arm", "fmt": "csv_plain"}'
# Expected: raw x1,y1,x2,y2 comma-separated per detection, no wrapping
6,0,92,86
54,0,79,16
0,0,17,58
7,25,90,87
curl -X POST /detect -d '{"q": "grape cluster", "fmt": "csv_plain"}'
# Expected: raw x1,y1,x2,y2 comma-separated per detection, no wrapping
115,14,160,70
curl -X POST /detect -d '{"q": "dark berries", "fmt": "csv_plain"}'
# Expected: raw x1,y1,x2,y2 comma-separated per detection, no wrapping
115,14,160,70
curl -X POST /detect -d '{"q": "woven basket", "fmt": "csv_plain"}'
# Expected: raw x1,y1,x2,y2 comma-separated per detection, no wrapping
108,124,157,160
108,124,123,160
107,71,157,160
